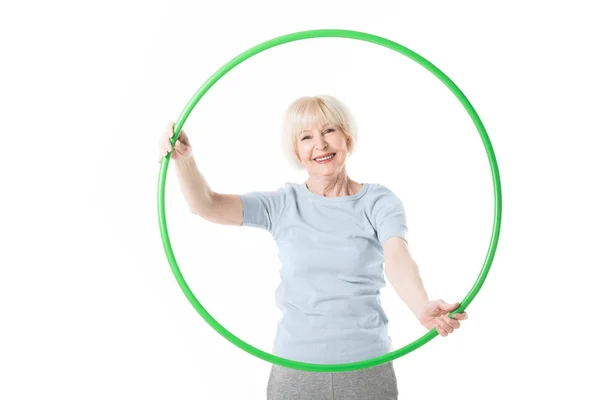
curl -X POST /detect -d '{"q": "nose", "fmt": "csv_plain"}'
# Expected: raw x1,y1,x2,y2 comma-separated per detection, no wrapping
316,135,328,149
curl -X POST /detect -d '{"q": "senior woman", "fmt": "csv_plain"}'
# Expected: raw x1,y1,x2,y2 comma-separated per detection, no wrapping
158,95,468,400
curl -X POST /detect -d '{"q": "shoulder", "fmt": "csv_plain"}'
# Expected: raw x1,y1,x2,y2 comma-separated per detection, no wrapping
281,182,296,198
365,183,407,219
366,183,409,244
365,183,403,204
243,182,294,198
239,182,295,231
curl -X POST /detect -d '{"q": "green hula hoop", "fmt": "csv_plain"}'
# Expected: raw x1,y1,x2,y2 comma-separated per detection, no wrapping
157,29,502,372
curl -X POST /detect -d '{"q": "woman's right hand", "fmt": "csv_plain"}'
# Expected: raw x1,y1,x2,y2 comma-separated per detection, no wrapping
158,121,193,163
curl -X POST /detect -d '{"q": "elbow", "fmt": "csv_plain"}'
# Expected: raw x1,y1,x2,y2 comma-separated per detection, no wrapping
189,207,200,215
189,207,211,221
189,194,216,218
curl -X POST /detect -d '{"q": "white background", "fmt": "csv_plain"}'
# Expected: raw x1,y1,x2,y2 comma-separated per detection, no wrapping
1,1,599,399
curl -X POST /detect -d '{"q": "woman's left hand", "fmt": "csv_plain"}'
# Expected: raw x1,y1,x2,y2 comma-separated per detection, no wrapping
417,299,468,337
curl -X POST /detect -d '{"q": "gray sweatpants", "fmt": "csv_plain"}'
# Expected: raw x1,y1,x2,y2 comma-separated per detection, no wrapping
266,361,398,399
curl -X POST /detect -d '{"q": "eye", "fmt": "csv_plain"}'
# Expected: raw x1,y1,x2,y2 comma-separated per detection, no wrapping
301,135,310,140
324,128,335,134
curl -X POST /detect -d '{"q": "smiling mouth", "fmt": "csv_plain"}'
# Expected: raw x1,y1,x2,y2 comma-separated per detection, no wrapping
314,153,336,162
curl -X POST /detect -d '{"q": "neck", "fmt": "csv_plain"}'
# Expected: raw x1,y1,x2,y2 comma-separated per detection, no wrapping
305,172,358,197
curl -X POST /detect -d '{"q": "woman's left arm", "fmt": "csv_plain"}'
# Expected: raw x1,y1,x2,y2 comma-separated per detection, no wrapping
383,237,429,318
383,237,468,336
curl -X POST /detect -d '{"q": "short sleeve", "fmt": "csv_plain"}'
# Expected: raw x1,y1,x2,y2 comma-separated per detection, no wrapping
371,184,409,246
239,184,290,232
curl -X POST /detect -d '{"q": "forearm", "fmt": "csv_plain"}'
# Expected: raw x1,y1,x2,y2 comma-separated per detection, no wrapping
385,260,430,318
173,155,215,216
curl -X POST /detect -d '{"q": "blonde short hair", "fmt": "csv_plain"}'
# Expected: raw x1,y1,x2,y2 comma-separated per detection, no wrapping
281,95,358,170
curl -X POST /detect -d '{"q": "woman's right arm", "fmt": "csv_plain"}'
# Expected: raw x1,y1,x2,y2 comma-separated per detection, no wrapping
173,156,243,226
159,121,244,226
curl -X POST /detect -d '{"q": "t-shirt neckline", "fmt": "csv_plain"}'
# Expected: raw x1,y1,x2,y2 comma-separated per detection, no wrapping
298,182,370,202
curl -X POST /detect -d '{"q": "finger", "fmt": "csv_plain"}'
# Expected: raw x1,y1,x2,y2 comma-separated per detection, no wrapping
452,312,468,321
435,318,447,335
160,139,172,157
163,131,173,153
158,150,168,162
437,317,454,334
436,326,448,337
172,127,186,145
158,145,167,161
440,301,460,312
158,144,170,161
444,315,460,329
163,122,175,149
174,140,185,155
166,121,174,138
178,129,189,144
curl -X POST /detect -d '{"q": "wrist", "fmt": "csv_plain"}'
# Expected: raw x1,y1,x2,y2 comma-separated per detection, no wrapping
412,299,430,319
175,150,194,162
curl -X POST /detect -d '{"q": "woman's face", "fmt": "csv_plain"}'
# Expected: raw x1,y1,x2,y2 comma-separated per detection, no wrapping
295,122,351,176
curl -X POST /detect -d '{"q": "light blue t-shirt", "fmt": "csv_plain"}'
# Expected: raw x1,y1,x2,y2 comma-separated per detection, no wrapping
239,182,409,364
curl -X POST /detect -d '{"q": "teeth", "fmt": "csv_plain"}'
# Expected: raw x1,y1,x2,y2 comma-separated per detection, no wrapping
315,154,334,161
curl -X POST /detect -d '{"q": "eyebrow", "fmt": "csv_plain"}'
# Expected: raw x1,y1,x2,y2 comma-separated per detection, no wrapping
301,124,333,134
